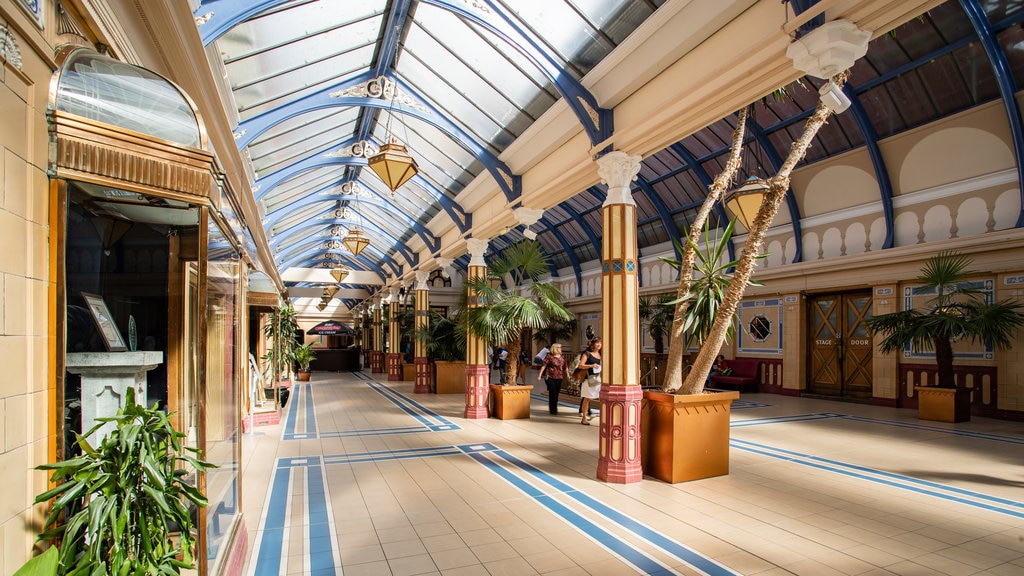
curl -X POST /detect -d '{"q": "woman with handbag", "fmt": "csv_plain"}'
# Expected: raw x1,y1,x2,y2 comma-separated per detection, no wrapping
577,338,602,425
537,343,566,414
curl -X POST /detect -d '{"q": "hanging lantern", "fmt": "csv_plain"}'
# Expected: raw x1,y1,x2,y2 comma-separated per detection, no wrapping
330,265,349,283
367,139,418,194
325,285,340,298
723,176,770,229
316,301,327,311
342,226,371,258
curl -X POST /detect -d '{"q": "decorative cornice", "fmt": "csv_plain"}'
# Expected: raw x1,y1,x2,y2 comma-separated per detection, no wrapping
329,76,427,113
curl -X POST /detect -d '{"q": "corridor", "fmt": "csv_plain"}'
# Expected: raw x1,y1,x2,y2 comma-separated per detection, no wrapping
238,373,1024,576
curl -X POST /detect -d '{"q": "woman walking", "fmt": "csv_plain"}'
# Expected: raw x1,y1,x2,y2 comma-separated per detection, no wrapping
537,343,566,414
577,338,602,425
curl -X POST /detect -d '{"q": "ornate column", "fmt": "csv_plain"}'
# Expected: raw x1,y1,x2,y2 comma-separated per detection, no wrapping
414,270,432,394
595,151,644,484
387,285,403,381
464,238,490,418
362,305,374,366
371,297,385,374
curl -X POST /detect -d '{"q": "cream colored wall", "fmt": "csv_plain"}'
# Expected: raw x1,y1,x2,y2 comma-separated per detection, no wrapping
0,1,55,572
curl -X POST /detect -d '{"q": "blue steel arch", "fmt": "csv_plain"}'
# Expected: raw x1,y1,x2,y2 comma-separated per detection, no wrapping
668,143,737,263
262,183,441,253
273,238,392,276
267,203,422,260
422,0,612,147
632,175,684,260
196,0,611,147
255,150,471,233
283,250,395,279
538,216,583,297
270,217,418,268
959,0,1024,228
239,80,520,202
745,118,804,263
841,86,896,250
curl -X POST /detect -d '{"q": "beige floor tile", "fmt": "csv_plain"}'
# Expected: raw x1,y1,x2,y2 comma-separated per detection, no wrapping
239,377,1024,576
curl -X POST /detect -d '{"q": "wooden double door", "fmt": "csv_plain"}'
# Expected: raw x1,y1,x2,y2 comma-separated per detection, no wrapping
808,293,873,399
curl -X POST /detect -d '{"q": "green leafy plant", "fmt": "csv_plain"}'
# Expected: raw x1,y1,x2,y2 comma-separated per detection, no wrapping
12,547,58,576
292,342,317,372
662,218,764,351
262,303,298,381
461,240,572,385
34,387,213,575
532,315,578,349
415,311,466,362
865,251,1024,388
638,294,675,354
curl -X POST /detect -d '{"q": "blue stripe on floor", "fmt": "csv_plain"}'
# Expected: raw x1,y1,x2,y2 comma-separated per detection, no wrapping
482,446,740,576
282,384,319,440
731,438,1024,519
250,464,293,576
367,380,460,431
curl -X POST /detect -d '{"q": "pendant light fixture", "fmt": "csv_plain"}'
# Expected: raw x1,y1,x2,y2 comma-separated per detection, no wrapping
367,93,418,195
330,265,349,283
343,225,370,258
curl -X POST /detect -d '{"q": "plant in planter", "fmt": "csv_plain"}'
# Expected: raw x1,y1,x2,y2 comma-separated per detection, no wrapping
31,387,212,575
865,251,1024,421
418,311,468,393
461,240,573,387
645,73,854,482
262,302,298,384
292,342,317,381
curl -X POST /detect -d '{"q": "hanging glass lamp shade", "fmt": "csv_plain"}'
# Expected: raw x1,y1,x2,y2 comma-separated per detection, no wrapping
330,265,349,283
367,141,419,193
342,226,371,258
316,302,327,311
723,176,770,229
325,285,340,298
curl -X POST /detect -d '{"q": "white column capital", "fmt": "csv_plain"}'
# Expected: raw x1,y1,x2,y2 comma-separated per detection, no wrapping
435,257,454,278
415,269,430,290
466,238,489,267
514,207,544,240
786,19,870,79
389,285,401,300
596,151,642,206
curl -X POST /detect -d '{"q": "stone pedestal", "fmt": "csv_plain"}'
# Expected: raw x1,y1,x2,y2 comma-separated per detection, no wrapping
66,351,163,446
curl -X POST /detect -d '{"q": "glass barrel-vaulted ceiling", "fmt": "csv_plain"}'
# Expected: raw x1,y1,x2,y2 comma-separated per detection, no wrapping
196,0,1024,304
201,0,665,294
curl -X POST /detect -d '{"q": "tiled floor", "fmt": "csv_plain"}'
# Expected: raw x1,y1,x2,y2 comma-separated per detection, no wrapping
239,371,1024,576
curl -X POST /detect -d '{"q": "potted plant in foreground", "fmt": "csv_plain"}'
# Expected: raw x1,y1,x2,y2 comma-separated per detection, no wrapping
865,251,1024,422
293,342,317,382
461,240,572,419
29,388,212,575
647,72,852,483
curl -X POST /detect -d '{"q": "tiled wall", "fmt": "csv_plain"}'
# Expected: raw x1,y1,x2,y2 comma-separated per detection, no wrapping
0,14,52,573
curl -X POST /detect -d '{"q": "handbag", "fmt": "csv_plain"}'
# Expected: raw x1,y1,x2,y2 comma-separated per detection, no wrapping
572,367,588,383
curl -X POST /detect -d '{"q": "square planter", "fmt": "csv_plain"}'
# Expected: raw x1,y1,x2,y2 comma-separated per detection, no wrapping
403,363,416,382
434,361,466,394
640,389,739,483
916,386,972,423
489,384,533,420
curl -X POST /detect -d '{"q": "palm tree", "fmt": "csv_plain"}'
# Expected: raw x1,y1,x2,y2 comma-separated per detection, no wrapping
638,294,675,354
662,218,763,354
865,251,1024,388
533,315,578,349
462,240,573,386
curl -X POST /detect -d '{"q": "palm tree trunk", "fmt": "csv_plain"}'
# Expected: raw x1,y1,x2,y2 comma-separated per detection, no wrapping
933,336,956,388
663,108,749,391
505,333,522,386
677,72,849,395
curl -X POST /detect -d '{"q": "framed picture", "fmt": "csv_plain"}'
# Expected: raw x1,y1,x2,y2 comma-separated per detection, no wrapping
81,292,127,352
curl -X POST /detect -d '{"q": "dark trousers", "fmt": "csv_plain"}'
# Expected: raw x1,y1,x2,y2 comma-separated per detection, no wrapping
545,378,563,414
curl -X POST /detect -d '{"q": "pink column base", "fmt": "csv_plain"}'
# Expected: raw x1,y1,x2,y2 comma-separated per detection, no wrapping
387,353,403,381
597,384,644,484
464,364,490,419
414,357,432,393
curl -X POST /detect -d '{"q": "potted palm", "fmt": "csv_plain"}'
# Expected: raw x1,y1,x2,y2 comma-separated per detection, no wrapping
462,240,572,419
30,387,212,575
292,342,317,381
638,293,674,355
649,72,853,482
422,311,467,394
865,251,1024,422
